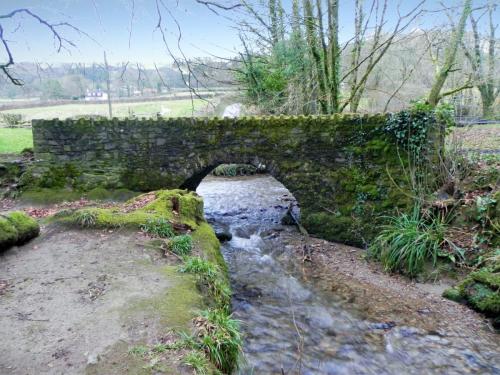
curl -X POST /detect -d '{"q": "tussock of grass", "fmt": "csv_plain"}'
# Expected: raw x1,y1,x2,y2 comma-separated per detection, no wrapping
141,218,175,238
369,206,453,276
168,234,193,255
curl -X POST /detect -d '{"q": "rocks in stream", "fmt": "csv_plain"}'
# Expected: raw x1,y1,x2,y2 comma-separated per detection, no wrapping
211,223,232,242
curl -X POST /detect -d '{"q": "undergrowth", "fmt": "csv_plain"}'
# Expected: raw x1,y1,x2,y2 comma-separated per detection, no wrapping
369,206,459,277
168,234,193,256
141,218,175,238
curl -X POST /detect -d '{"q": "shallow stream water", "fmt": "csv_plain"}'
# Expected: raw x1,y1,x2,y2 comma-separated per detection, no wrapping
197,175,499,375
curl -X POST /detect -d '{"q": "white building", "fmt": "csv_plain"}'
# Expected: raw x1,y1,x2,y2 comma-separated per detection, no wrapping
85,89,109,102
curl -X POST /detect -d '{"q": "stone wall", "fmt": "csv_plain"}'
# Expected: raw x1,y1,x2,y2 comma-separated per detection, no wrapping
32,115,434,245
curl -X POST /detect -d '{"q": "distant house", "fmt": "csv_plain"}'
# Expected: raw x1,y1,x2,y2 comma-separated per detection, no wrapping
85,89,108,102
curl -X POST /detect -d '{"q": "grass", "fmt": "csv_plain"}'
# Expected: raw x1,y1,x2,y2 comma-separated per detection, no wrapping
0,99,207,122
168,234,193,256
141,218,175,238
183,351,211,375
369,206,455,277
0,128,33,153
197,309,242,374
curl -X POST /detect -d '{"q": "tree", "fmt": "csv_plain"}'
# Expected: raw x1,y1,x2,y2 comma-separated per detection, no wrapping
0,8,84,85
427,0,472,107
463,1,499,118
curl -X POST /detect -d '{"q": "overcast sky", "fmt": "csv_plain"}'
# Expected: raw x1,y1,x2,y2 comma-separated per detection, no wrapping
0,0,490,66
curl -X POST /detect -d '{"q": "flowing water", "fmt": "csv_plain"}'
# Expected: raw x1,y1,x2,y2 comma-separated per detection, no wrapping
197,175,499,375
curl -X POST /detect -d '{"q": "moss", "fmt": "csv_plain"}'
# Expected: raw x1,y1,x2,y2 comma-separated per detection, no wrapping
0,216,18,251
38,163,82,189
471,268,500,289
0,211,40,251
127,265,203,330
66,189,204,230
6,211,39,244
442,287,463,303
191,222,226,272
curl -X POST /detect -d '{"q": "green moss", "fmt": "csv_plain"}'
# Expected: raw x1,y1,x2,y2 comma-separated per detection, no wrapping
192,222,226,272
442,287,463,302
6,211,39,244
471,268,500,289
0,216,18,251
67,189,204,230
0,211,40,251
127,265,203,330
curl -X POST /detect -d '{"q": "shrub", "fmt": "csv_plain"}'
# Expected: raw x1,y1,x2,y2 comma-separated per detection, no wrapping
168,234,193,256
369,206,455,276
0,113,24,128
141,218,175,238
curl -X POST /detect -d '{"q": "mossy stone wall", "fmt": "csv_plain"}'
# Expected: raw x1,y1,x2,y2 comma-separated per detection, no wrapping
32,115,435,245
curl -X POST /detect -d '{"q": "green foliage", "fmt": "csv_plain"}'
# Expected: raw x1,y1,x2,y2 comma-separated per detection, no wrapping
128,345,149,357
183,351,211,375
141,218,175,238
179,256,230,309
179,256,218,278
74,209,97,228
370,206,457,276
197,309,242,374
168,234,193,256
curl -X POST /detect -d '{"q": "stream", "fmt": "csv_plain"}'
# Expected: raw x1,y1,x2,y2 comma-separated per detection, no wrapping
197,175,499,375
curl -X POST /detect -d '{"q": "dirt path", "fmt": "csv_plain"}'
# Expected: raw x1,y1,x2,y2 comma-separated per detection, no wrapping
0,224,200,375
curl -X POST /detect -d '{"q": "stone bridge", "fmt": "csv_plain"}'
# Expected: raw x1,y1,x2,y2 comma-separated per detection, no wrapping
32,115,424,245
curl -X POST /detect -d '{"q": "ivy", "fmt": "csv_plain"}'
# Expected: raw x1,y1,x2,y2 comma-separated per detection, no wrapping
384,102,453,161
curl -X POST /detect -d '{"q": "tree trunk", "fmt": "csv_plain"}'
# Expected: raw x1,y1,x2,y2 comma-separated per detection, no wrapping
427,0,472,107
303,0,328,113
327,0,340,113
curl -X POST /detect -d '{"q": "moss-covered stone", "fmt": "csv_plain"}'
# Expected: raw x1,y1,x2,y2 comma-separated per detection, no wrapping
6,211,40,244
0,216,18,250
0,211,40,251
444,267,500,315
66,189,204,230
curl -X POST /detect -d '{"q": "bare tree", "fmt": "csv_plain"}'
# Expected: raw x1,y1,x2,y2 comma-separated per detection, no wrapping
0,8,86,85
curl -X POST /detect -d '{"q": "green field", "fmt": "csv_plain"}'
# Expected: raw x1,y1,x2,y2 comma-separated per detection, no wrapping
0,98,207,122
0,128,33,153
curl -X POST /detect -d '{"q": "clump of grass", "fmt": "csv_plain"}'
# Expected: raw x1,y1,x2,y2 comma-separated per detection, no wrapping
369,206,454,277
74,209,97,228
183,351,211,375
128,345,149,357
179,256,230,309
141,217,175,238
179,256,218,278
197,309,242,374
169,234,193,256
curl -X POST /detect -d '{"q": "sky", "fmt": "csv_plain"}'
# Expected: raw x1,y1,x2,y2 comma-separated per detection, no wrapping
0,0,487,66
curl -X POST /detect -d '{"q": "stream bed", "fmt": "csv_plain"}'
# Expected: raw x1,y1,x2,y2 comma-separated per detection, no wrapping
197,175,499,375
